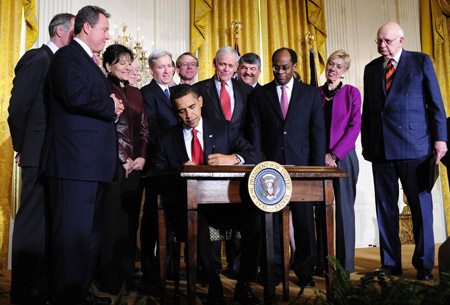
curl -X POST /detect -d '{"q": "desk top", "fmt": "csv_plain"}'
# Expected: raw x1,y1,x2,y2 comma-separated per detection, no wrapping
180,165,348,179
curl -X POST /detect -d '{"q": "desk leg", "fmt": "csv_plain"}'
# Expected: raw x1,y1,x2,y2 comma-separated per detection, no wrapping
186,180,198,305
324,179,335,288
263,213,275,303
157,195,167,304
281,206,290,301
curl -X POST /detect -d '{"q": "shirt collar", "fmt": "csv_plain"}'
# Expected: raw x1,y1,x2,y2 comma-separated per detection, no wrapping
73,37,94,58
155,81,169,92
46,40,59,54
214,78,232,87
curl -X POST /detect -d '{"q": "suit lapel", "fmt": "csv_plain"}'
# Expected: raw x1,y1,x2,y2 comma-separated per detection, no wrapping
205,77,225,119
266,81,284,120
231,79,243,124
71,40,108,85
202,119,215,161
384,50,408,106
151,80,171,107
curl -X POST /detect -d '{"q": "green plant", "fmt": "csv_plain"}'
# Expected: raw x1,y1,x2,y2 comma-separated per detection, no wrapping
290,257,450,305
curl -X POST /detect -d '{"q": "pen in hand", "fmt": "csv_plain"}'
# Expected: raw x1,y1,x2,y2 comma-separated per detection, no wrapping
211,144,215,154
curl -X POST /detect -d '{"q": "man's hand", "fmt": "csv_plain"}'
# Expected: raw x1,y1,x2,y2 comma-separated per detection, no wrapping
132,157,146,171
434,141,448,164
207,153,238,165
122,159,134,178
111,93,124,116
325,153,337,167
15,153,21,164
184,161,197,166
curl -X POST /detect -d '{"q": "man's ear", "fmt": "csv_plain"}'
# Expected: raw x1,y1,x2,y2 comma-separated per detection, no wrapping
198,95,203,107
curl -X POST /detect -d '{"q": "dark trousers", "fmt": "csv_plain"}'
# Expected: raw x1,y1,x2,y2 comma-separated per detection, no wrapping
97,168,143,293
372,156,434,271
47,177,106,305
11,167,48,304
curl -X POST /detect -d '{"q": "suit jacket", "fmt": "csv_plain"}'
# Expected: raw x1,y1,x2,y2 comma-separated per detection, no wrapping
41,40,117,182
141,79,180,148
108,74,149,163
193,77,253,135
319,84,361,160
246,79,325,166
361,49,447,162
8,44,53,167
152,117,264,169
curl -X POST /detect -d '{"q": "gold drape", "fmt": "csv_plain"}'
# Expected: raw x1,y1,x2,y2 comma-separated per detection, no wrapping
0,0,38,268
420,0,450,235
191,0,326,84
194,0,261,80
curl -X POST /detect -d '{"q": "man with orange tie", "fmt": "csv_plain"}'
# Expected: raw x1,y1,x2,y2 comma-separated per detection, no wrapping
152,85,264,305
361,22,447,281
194,46,253,136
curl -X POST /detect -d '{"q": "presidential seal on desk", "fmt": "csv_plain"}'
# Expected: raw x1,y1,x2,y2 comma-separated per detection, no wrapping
248,161,292,212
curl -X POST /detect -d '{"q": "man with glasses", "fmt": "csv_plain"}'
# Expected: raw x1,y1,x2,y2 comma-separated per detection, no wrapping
176,52,199,85
361,22,447,281
246,47,325,289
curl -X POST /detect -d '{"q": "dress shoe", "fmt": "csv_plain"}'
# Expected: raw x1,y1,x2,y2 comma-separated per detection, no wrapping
234,282,261,305
417,268,434,281
297,274,315,288
207,277,225,305
374,265,402,277
256,271,281,286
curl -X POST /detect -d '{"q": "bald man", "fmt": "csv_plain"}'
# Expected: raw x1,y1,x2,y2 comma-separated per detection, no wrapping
361,22,447,281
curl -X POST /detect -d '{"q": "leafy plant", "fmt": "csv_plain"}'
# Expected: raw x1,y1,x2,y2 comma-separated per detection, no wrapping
290,257,450,305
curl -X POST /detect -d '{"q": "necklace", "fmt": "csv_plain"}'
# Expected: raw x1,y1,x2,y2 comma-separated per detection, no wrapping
323,81,343,99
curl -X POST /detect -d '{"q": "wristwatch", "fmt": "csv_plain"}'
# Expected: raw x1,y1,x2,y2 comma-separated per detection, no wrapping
330,153,338,161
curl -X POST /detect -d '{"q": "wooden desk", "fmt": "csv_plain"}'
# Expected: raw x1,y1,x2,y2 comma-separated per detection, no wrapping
154,165,347,305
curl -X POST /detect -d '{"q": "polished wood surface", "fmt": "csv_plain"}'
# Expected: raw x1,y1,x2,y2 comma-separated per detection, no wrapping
150,165,347,305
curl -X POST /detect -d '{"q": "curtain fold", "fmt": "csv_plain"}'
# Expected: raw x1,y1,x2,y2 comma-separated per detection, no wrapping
191,0,326,84
420,0,450,235
0,0,37,268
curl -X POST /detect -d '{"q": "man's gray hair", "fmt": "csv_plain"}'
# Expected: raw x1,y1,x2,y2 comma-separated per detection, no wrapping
48,13,75,38
148,49,173,67
214,46,238,64
238,52,261,70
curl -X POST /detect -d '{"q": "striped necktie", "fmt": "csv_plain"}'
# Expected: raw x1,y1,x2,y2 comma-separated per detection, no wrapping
385,58,395,93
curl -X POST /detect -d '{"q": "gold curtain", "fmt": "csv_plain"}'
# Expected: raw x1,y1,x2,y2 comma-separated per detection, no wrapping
420,0,450,235
193,0,261,80
191,0,326,84
0,0,37,268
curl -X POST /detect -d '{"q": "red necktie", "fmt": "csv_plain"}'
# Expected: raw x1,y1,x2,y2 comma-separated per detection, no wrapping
191,129,203,165
220,82,232,121
385,58,395,92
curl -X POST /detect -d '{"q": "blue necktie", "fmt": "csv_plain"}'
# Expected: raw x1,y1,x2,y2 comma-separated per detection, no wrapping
164,88,170,99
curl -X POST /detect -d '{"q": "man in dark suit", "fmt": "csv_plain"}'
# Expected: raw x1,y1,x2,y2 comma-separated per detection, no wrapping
194,46,253,136
7,13,75,305
41,6,123,305
246,47,326,288
237,53,262,88
361,22,447,281
140,49,179,287
153,84,264,305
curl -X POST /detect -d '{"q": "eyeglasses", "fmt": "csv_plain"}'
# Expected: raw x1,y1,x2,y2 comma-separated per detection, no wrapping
272,65,291,72
180,62,198,67
374,37,400,45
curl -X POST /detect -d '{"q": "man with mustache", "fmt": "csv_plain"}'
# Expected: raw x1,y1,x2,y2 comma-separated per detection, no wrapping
237,53,262,88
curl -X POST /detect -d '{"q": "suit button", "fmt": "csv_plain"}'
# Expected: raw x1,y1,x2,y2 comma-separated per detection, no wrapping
281,147,284,150
283,131,287,135
399,126,402,129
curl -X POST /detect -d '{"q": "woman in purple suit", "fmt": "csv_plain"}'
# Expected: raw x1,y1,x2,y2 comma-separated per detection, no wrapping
319,50,361,274
97,44,149,294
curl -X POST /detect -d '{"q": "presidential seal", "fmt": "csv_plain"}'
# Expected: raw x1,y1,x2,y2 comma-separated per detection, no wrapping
248,161,292,212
